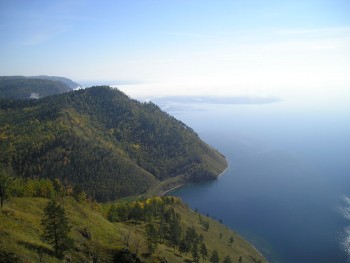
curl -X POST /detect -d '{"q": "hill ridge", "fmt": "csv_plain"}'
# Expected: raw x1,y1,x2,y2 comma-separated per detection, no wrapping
0,86,227,201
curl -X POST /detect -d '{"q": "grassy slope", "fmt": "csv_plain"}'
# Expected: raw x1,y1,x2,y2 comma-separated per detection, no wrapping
0,197,266,263
0,197,120,262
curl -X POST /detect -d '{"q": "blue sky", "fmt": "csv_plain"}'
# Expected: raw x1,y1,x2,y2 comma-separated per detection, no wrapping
1,0,349,100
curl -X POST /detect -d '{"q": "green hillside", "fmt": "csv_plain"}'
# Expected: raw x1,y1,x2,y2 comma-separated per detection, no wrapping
0,196,266,263
0,76,72,100
0,86,227,201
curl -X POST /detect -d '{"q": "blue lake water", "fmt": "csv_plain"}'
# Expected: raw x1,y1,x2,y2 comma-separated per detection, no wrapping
165,99,350,263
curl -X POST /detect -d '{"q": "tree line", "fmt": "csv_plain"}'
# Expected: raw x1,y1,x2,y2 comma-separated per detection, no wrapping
0,165,87,208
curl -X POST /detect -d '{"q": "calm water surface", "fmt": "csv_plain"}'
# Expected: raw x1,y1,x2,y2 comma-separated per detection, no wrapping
166,100,350,263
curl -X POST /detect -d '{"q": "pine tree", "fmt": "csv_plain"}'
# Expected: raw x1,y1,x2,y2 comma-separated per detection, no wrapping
191,242,200,263
130,202,143,223
223,255,233,263
145,222,158,254
200,242,208,260
0,166,13,208
73,184,86,203
179,239,190,255
41,199,73,258
168,212,181,251
228,236,234,246
52,178,63,195
210,249,220,263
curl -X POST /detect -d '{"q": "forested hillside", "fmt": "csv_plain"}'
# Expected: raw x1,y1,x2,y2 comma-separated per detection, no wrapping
0,86,227,201
28,75,81,90
0,76,74,99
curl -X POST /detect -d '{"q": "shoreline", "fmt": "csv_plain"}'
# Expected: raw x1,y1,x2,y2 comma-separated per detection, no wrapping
161,162,267,261
217,163,229,179
160,183,184,196
163,159,229,196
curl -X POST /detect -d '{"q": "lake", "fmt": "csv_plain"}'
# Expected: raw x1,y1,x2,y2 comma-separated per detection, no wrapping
164,98,350,263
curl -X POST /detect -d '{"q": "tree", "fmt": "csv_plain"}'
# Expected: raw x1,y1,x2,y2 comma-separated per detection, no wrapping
223,255,233,263
198,233,204,244
179,239,190,255
168,213,181,251
73,184,86,203
228,236,234,246
210,250,220,263
198,213,203,224
191,242,200,263
41,199,73,257
200,242,208,260
113,248,142,263
145,223,158,254
0,166,13,208
185,226,198,245
52,179,64,196
130,202,143,223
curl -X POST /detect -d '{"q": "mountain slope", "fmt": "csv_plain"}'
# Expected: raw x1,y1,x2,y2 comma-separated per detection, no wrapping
0,86,227,201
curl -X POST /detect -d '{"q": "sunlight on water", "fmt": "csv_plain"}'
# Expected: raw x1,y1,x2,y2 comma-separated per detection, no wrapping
340,196,350,260
340,196,350,220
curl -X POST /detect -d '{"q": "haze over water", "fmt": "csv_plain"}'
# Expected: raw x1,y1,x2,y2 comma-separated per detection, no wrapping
162,96,350,263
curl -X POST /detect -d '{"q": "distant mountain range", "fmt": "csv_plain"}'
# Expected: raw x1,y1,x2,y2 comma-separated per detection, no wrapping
0,76,81,100
27,75,81,90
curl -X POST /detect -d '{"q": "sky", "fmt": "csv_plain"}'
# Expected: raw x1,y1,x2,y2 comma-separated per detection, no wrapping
0,0,350,100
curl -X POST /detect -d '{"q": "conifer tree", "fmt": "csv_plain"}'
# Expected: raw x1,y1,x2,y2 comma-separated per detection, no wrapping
179,239,189,255
191,242,200,263
73,184,86,203
200,242,208,260
41,199,73,257
145,222,158,254
52,178,63,195
130,202,143,223
228,236,234,246
168,212,181,251
210,249,220,263
223,255,233,263
0,166,13,208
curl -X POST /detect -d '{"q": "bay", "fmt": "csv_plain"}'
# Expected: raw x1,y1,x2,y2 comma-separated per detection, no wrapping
166,99,350,263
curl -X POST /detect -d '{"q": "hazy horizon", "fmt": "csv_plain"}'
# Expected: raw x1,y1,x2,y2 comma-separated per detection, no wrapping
1,0,349,104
